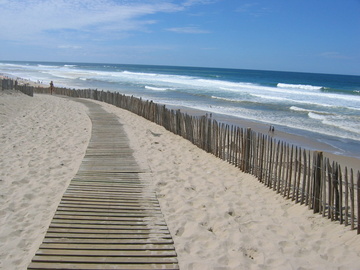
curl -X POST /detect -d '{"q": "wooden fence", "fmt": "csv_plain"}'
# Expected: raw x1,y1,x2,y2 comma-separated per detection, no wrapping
3,79,359,234
1,78,34,96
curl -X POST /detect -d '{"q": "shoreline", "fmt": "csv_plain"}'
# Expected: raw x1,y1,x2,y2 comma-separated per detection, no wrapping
166,104,360,171
2,73,359,170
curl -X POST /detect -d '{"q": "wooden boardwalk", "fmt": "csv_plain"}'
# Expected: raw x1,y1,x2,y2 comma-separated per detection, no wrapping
28,99,179,270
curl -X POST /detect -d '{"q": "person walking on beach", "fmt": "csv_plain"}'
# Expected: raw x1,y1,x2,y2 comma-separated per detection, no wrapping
50,81,54,95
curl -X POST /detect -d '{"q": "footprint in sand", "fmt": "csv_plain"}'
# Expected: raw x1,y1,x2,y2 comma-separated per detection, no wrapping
175,227,185,236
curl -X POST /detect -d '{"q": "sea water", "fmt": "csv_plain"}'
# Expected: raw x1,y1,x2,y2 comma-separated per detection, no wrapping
1,61,359,158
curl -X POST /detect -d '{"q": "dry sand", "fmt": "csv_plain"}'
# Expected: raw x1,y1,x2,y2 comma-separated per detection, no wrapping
0,91,91,269
0,92,359,269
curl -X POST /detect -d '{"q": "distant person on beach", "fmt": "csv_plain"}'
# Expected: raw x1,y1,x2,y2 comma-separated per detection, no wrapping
50,81,54,95
269,125,275,134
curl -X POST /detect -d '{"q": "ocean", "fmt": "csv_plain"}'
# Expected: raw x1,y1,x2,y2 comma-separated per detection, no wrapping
1,61,360,159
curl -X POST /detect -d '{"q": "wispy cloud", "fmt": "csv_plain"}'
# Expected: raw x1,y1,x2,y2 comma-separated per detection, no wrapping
320,52,350,59
236,3,272,17
166,26,210,34
183,0,219,7
0,0,184,43
58,45,82,50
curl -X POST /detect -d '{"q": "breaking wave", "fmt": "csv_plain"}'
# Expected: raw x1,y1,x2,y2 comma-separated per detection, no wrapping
277,83,324,91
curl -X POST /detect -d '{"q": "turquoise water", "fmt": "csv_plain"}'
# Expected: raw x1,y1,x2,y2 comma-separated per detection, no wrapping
1,61,360,158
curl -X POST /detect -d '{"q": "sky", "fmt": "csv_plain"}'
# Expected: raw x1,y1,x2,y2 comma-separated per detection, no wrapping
0,0,359,75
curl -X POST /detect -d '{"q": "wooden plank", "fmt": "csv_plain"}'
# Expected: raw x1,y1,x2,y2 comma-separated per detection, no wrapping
35,249,177,257
52,215,165,222
68,182,146,187
49,224,168,230
41,239,175,245
59,199,158,206
61,194,157,200
65,187,145,193
51,220,166,226
54,211,164,218
56,206,162,212
45,233,172,239
61,195,159,202
54,208,162,215
46,228,170,235
28,262,179,270
32,255,178,264
58,204,161,211
63,191,156,198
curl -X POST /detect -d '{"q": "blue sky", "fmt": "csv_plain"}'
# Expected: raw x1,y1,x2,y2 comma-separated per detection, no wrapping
0,0,359,75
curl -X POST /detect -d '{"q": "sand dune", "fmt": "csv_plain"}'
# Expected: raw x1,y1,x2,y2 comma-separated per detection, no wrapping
0,92,359,270
0,91,91,269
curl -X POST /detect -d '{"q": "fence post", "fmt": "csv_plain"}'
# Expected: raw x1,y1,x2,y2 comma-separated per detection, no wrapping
357,171,360,234
313,151,323,213
244,128,252,173
350,169,355,230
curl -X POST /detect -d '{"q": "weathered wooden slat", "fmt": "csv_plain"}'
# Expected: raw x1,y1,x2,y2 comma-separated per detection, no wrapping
63,191,157,198
51,219,167,226
52,214,165,222
58,204,160,211
46,228,170,235
61,194,155,200
41,243,174,250
49,223,168,230
45,233,172,239
66,187,145,193
28,262,179,270
32,255,178,264
56,205,162,212
59,200,158,207
35,249,177,256
61,194,158,201
54,211,164,218
71,179,146,183
59,201,160,208
68,181,146,187
68,181,145,186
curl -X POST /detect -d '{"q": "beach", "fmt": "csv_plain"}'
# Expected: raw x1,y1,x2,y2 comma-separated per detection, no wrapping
0,91,91,269
1,61,360,160
1,91,359,270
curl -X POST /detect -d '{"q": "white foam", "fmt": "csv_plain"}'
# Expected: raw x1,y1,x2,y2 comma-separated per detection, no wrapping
308,112,327,120
2,61,360,143
332,118,360,134
37,64,60,69
251,93,293,102
290,106,309,112
211,96,242,102
277,83,323,91
145,86,172,91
